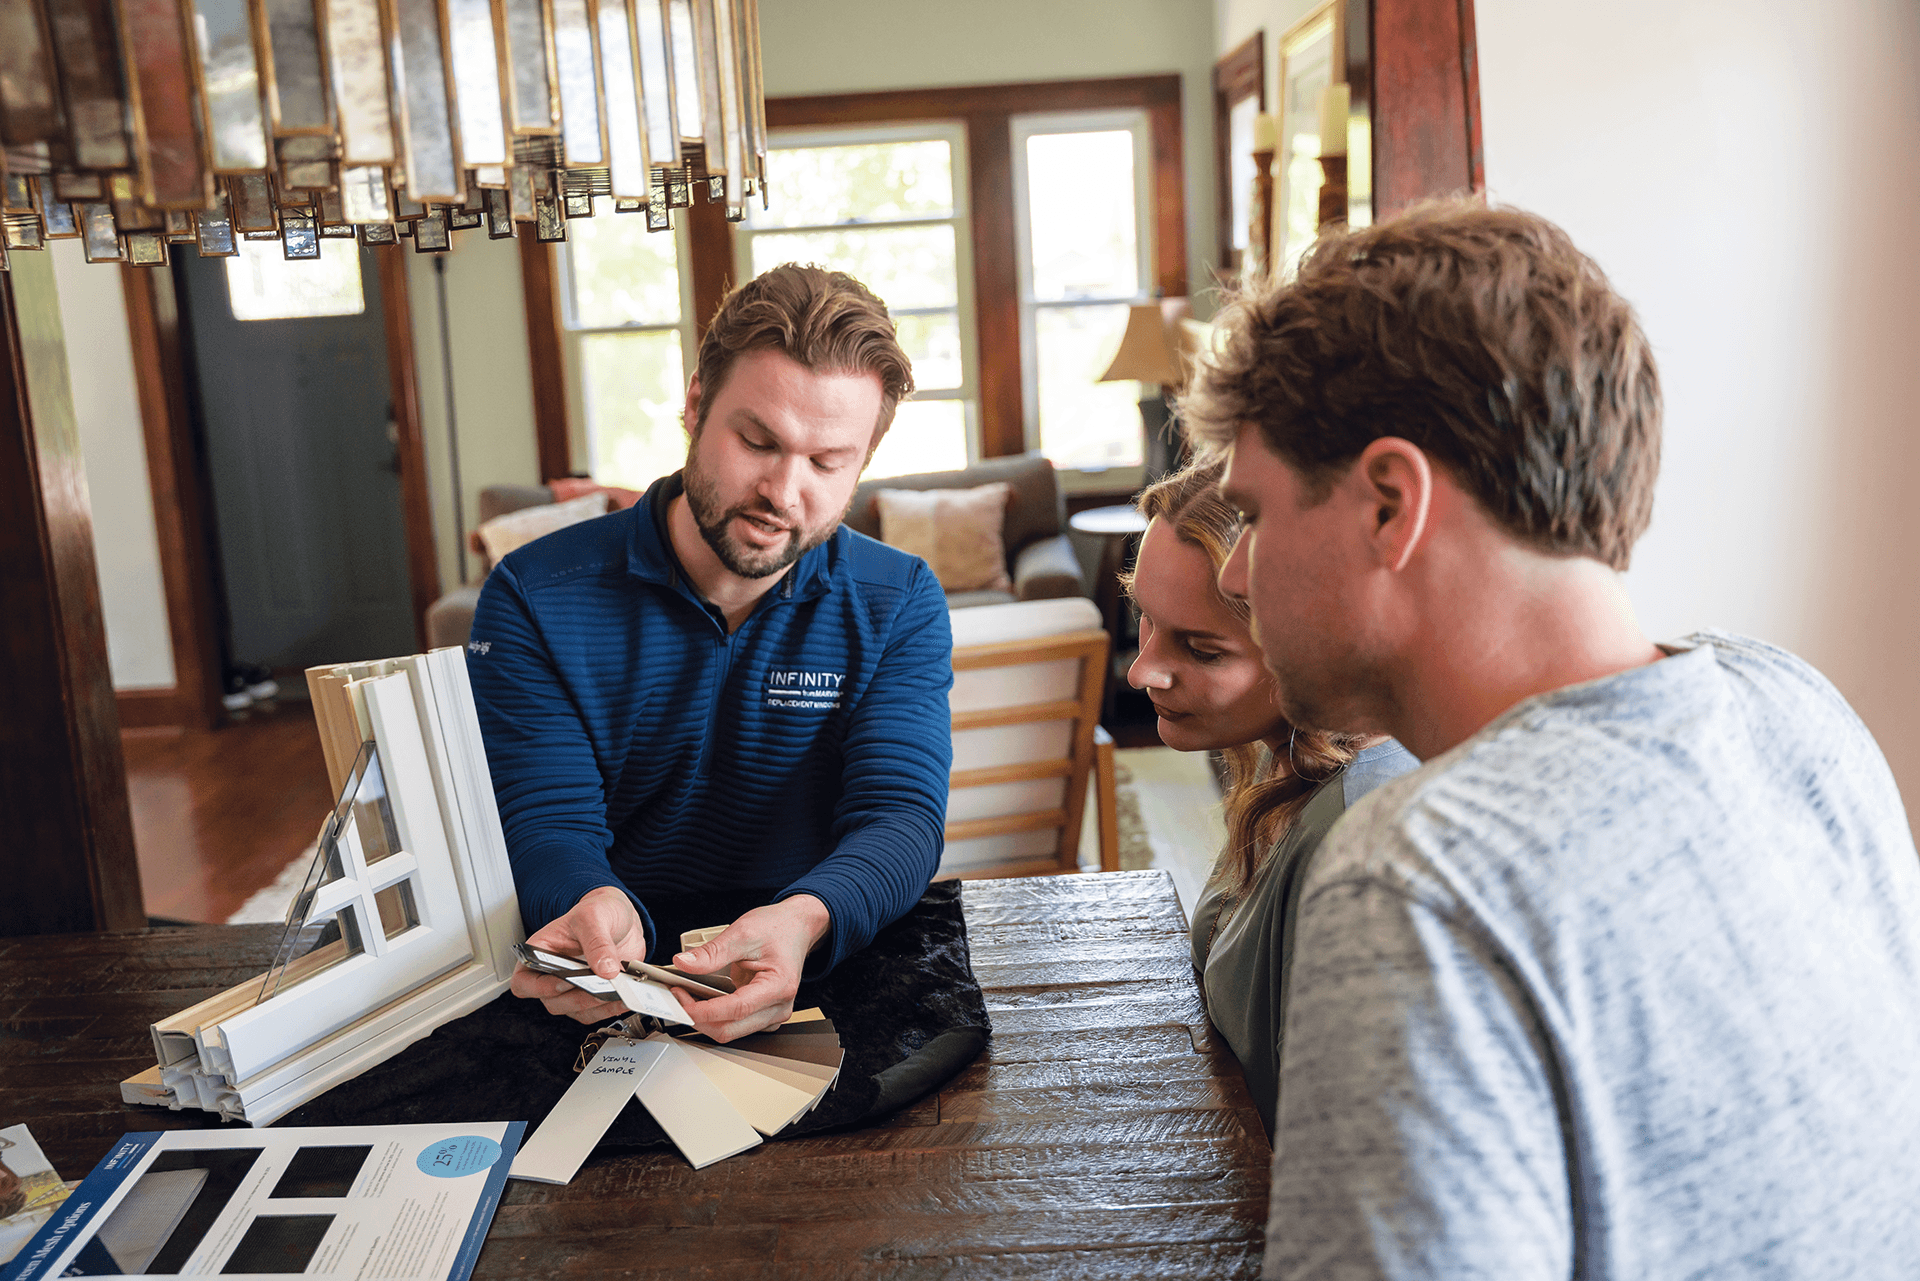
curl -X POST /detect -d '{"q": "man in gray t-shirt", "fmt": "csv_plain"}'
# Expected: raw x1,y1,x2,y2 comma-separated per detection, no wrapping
1184,202,1920,1277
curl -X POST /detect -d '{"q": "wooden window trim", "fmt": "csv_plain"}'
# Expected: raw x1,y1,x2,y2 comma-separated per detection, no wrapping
1366,0,1484,216
519,236,574,482
0,261,145,934
1212,32,1266,276
374,246,441,648
121,264,226,729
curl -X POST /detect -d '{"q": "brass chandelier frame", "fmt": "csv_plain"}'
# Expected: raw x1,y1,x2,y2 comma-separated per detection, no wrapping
0,0,765,268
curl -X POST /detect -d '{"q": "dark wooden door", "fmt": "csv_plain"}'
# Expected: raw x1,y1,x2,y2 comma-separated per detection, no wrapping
174,247,417,673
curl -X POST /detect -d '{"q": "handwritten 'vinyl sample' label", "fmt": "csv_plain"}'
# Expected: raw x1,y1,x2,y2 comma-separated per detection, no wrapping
507,1038,669,1184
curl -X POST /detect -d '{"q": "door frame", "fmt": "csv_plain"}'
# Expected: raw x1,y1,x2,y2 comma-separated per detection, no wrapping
124,243,440,730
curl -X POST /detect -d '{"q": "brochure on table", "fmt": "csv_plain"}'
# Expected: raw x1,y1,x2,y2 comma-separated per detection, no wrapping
4,1122,524,1281
0,1125,79,1269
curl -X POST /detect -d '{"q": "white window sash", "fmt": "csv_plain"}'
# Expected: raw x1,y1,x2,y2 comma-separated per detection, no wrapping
738,121,980,465
1010,107,1154,490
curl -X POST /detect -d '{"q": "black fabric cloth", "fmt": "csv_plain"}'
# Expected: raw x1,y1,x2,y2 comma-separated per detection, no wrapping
280,882,989,1149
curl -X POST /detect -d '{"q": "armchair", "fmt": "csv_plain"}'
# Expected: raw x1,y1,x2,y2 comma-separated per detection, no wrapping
941,597,1120,878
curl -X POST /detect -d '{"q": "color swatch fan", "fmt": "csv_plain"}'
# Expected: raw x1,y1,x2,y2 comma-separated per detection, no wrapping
511,1013,845,1177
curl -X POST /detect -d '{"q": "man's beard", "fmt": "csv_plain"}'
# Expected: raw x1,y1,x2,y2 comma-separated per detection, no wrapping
1263,640,1388,741
683,456,836,580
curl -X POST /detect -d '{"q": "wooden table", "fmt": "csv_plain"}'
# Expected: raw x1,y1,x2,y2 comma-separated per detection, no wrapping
0,870,1271,1277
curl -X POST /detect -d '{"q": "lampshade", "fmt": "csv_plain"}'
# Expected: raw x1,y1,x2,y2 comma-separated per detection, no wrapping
1098,298,1192,387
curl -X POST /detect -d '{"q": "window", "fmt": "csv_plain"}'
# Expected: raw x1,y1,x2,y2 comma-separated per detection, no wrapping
1013,111,1155,474
557,215,697,491
735,125,974,480
225,236,365,321
530,77,1187,494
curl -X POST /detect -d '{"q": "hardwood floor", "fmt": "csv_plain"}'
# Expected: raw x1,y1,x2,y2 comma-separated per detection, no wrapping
123,700,335,923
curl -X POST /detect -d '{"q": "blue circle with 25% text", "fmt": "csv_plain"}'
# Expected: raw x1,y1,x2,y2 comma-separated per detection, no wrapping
416,1135,503,1178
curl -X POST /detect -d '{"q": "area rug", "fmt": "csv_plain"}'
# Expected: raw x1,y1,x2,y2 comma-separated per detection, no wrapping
1112,758,1154,870
225,847,317,925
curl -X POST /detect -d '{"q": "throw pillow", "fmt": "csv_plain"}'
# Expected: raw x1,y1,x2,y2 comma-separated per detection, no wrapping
875,483,1013,594
547,475,646,510
476,492,610,566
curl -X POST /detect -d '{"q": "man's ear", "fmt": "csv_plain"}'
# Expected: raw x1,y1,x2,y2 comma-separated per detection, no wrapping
1354,437,1433,573
683,377,703,441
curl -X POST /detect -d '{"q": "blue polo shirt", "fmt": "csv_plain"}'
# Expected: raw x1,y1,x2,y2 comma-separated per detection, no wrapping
466,473,953,973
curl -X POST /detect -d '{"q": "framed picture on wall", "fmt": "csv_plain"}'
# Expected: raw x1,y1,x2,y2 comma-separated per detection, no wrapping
1212,31,1264,278
1276,1,1343,277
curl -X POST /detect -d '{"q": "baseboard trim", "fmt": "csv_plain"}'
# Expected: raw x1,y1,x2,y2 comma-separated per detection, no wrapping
116,686,187,729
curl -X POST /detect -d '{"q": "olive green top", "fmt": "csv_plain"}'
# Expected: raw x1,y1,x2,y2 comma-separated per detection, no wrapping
1189,740,1419,1136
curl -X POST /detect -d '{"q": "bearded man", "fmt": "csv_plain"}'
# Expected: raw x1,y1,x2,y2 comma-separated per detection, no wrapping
469,264,952,1042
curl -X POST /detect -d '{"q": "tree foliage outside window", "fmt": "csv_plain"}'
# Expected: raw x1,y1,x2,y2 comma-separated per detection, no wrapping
561,212,692,490
739,130,975,480
1016,117,1154,473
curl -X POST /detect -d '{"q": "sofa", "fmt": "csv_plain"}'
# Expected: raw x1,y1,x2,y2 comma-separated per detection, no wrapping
425,454,1087,649
845,453,1085,608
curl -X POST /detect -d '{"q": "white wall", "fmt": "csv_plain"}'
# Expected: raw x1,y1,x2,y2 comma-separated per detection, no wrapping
405,238,541,590
50,241,177,690
1476,0,1920,803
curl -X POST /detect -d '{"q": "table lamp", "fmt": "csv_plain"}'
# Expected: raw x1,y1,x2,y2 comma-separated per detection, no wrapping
1098,297,1193,484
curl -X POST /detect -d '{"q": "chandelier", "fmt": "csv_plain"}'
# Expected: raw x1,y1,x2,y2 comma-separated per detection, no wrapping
0,0,765,270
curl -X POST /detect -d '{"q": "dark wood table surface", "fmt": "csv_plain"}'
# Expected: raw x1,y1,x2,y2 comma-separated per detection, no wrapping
0,870,1271,1277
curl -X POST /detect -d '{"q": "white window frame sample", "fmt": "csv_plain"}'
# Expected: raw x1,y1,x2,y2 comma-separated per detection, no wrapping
126,647,524,1126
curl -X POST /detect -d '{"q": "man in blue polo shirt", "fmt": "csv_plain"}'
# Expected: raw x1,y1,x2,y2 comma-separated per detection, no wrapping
468,264,952,1043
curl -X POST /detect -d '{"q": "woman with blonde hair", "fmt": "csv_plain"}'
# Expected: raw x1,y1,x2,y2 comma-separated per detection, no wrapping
1123,452,1416,1135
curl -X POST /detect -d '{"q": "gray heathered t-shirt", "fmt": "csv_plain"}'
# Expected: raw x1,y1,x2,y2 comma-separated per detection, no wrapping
1191,739,1419,1136
1264,631,1920,1278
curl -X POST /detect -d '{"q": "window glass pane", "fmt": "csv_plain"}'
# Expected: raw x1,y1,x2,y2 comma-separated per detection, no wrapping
894,310,962,391
752,139,953,229
224,237,364,320
349,745,399,865
866,399,968,479
262,908,365,1000
1282,132,1326,278
1035,304,1143,469
750,225,957,312
1228,97,1258,255
566,213,682,328
1026,130,1138,302
374,881,418,939
580,329,688,489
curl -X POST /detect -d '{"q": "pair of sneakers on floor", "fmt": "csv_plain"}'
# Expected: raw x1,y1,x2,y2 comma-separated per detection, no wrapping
221,663,281,712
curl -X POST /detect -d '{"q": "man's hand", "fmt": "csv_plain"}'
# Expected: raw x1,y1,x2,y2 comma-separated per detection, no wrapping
669,895,831,1042
510,886,649,1023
